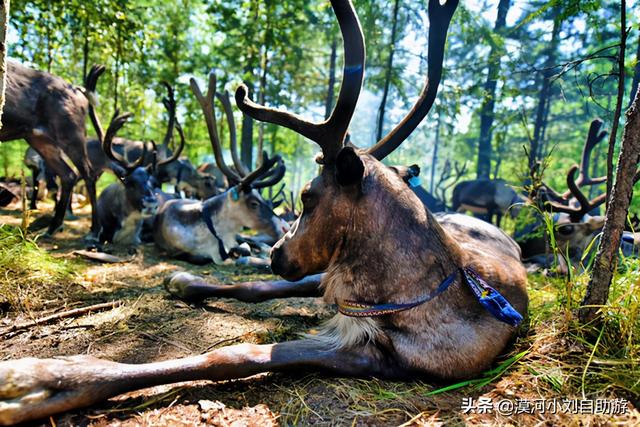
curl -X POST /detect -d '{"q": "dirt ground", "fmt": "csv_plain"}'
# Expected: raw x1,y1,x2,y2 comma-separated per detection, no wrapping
1,202,638,426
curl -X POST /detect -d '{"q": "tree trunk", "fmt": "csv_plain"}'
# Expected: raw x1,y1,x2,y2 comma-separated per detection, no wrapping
113,33,121,112
241,80,254,169
429,117,441,194
256,53,269,162
476,0,510,179
529,6,560,170
627,27,639,109
0,0,9,131
325,38,337,119
375,0,400,142
605,0,627,206
45,0,52,73
82,14,89,81
579,85,640,324
256,7,271,162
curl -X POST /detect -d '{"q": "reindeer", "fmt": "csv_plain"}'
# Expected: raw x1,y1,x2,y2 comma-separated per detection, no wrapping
86,76,211,197
389,164,447,212
95,113,162,245
452,178,524,227
520,164,639,272
516,119,620,271
0,2,529,424
152,74,289,264
0,61,104,242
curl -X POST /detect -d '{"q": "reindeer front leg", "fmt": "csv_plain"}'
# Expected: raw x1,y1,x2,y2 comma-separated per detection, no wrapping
164,272,323,302
0,339,386,425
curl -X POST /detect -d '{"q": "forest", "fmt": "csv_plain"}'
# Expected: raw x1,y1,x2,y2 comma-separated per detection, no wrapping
0,0,638,425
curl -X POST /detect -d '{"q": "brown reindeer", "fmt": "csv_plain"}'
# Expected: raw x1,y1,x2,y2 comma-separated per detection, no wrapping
0,61,102,242
0,1,528,424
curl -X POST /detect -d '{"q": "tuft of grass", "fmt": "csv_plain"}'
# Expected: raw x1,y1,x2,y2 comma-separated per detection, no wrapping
0,224,79,312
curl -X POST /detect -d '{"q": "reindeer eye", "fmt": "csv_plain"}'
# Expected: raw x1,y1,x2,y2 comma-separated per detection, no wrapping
249,200,260,209
556,225,574,236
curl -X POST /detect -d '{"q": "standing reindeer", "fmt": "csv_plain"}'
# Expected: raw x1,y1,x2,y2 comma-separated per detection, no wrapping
0,2,529,424
452,178,524,227
152,74,289,264
0,61,102,242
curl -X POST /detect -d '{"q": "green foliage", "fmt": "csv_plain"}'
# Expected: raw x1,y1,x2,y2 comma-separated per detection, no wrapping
0,224,78,311
3,0,638,208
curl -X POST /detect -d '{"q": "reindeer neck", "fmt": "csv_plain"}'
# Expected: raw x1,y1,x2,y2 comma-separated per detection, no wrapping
324,192,463,308
202,192,240,250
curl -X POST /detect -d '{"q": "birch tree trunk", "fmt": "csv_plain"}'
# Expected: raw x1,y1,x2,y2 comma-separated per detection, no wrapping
579,85,640,324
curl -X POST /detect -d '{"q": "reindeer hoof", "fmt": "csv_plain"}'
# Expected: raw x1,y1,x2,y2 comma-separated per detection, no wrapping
83,234,101,250
0,356,120,425
163,272,206,302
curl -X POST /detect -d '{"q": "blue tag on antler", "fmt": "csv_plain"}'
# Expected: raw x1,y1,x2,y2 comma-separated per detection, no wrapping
408,176,421,188
462,267,523,327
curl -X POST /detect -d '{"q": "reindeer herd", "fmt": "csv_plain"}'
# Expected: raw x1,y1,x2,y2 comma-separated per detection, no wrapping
0,0,637,424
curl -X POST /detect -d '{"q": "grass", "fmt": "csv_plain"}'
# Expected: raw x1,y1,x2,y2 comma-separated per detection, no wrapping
0,224,81,312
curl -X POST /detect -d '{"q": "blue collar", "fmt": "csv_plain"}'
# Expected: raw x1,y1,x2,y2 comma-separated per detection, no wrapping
337,267,523,327
201,201,229,261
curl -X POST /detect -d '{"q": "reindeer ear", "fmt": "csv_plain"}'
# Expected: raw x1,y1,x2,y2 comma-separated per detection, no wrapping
335,146,364,187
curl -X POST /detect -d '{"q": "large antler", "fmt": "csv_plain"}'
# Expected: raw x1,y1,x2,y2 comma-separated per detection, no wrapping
191,73,243,184
216,90,250,177
559,118,607,199
436,160,467,202
103,110,147,174
157,121,185,167
544,165,607,222
84,64,107,143
366,0,458,160
235,0,365,164
238,151,281,190
192,73,284,189
253,157,286,189
155,83,184,167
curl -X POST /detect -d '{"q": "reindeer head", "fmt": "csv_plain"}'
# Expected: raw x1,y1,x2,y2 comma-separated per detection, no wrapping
190,75,290,241
234,0,457,280
103,112,159,215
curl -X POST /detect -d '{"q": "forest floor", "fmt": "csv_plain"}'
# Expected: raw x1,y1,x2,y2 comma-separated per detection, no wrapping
0,201,638,426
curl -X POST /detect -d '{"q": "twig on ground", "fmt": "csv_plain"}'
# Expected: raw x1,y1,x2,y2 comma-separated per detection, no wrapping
0,300,120,337
139,331,194,353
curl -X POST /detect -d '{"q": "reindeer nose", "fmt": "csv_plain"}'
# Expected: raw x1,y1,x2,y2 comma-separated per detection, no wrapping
270,244,286,275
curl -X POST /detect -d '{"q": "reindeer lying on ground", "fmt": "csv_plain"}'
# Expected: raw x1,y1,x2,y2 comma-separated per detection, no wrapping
0,61,103,242
96,113,166,245
516,119,639,272
153,74,288,264
86,75,215,199
0,1,528,424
